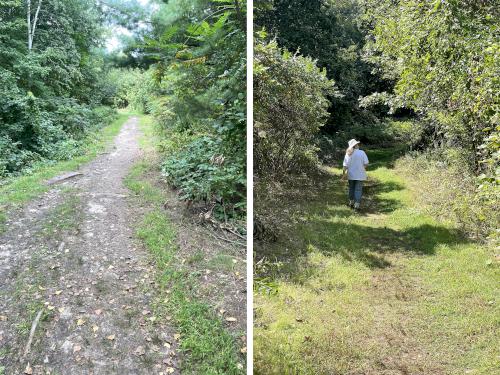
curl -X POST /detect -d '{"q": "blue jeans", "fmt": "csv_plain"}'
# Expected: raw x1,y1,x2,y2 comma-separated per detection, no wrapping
348,180,363,204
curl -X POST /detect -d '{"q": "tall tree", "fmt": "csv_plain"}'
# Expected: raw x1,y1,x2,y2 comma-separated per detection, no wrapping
27,0,43,50
255,0,390,132
362,0,499,173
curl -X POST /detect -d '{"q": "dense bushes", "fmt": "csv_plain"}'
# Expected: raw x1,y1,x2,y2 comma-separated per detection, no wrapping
255,0,388,133
0,92,117,177
0,0,118,177
103,68,154,112
162,136,246,215
396,152,499,244
253,38,335,239
254,38,336,180
129,0,247,221
0,98,117,177
360,0,499,241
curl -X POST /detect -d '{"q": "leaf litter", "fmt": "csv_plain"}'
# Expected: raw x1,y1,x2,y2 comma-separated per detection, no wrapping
0,118,180,374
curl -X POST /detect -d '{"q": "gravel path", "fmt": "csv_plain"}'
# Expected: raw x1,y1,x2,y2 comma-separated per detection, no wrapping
0,117,179,374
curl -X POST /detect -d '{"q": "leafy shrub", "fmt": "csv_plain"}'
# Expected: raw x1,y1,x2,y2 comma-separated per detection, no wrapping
90,106,118,125
162,136,246,216
139,2,247,221
0,1,119,178
254,38,337,180
253,37,336,239
396,151,499,244
0,136,39,177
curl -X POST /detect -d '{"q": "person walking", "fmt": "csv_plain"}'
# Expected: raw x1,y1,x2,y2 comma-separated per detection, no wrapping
342,139,369,210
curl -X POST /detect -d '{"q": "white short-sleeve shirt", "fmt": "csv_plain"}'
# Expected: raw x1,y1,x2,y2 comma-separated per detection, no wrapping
343,149,369,181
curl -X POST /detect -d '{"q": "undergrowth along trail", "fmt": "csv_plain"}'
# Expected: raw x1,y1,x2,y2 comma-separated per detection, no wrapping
254,149,499,375
125,116,247,374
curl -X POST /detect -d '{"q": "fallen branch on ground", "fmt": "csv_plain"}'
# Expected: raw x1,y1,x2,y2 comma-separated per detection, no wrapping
24,310,43,357
207,232,245,247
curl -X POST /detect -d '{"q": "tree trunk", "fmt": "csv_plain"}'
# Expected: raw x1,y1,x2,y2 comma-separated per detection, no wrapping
27,0,31,50
27,0,42,51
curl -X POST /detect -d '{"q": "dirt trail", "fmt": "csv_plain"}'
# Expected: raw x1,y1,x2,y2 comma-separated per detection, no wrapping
0,117,178,374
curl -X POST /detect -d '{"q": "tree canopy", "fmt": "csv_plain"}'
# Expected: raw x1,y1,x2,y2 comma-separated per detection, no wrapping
0,0,117,176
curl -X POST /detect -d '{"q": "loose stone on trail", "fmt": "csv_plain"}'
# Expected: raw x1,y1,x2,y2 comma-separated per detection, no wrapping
46,172,83,185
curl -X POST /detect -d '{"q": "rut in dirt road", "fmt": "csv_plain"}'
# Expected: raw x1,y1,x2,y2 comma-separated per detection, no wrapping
0,117,179,374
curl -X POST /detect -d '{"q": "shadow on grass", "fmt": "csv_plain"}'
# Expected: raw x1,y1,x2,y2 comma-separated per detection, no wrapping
260,219,466,283
305,221,463,266
255,148,468,281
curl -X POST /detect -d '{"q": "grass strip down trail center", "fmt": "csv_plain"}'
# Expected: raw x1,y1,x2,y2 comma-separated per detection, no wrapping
254,149,499,375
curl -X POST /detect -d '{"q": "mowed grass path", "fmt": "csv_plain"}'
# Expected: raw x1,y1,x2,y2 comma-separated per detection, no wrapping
254,149,499,375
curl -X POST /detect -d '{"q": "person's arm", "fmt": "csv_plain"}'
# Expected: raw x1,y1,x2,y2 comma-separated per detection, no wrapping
363,152,369,166
342,155,348,180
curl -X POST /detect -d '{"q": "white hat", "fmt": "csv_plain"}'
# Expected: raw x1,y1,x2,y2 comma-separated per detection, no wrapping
348,139,360,148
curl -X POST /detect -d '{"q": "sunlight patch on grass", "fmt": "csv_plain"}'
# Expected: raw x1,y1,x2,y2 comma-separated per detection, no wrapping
407,243,500,373
255,251,372,374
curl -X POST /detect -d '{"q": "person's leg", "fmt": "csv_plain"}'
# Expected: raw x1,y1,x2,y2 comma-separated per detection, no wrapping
354,180,363,209
348,180,355,206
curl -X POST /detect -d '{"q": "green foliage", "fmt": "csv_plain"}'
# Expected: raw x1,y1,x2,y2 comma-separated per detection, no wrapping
254,38,336,179
0,0,118,177
133,0,247,219
361,0,500,240
396,152,500,244
255,0,390,131
104,68,155,112
363,0,499,165
253,38,336,240
163,136,246,207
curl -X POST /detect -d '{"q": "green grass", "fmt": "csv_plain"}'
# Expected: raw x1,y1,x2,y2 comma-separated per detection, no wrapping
187,250,205,265
125,115,244,375
124,162,164,204
0,211,6,233
0,112,130,212
254,148,500,374
207,254,237,272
